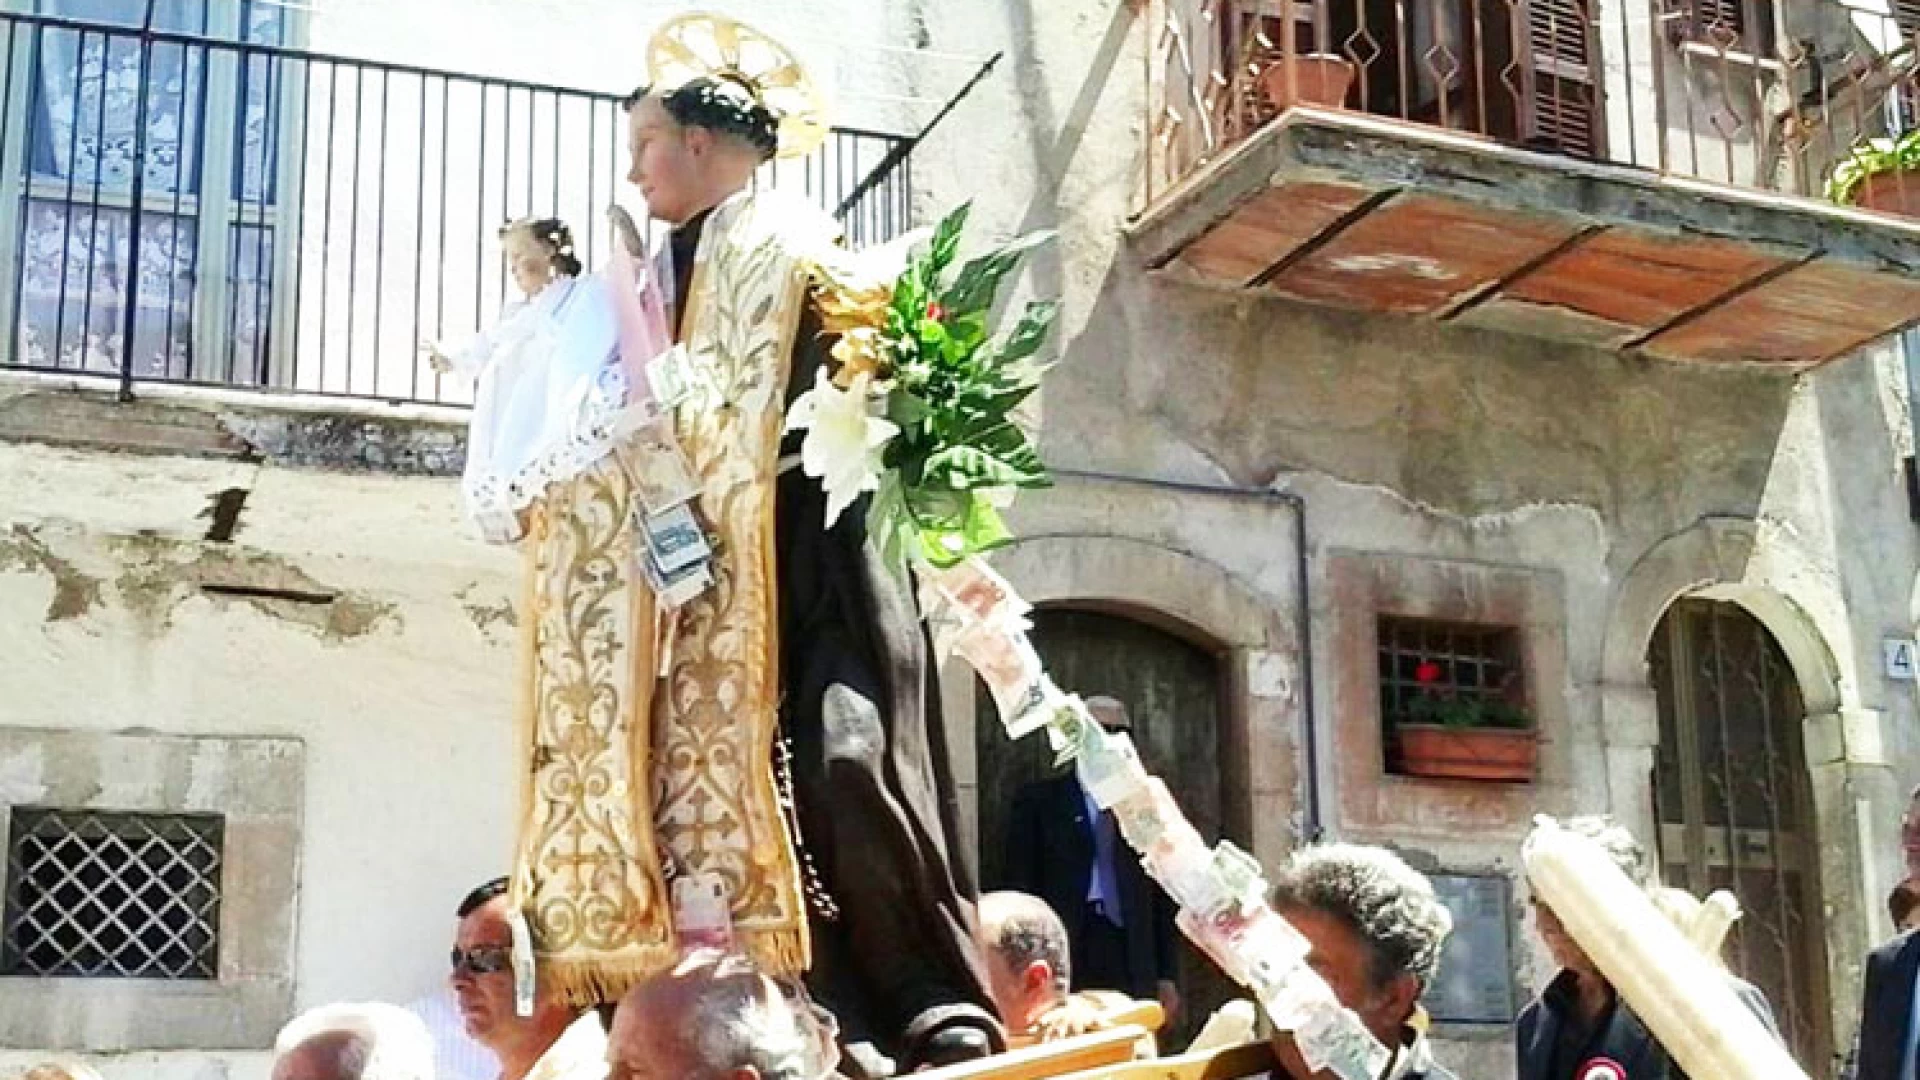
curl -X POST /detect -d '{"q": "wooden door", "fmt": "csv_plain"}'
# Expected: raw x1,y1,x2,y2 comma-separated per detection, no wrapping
976,608,1228,1039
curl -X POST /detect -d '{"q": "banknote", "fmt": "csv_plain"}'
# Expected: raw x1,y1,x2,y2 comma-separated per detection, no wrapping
644,503,711,576
625,420,701,513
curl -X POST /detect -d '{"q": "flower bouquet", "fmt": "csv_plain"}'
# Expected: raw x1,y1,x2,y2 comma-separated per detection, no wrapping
787,203,1057,568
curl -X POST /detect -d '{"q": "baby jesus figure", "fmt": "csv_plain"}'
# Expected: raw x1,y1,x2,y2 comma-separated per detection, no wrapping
425,211,671,544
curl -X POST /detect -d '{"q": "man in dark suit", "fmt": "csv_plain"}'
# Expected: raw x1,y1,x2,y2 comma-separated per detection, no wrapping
1850,924,1920,1079
1002,696,1181,1023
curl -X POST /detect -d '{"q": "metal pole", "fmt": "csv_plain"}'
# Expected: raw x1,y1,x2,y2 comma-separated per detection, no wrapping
834,50,1004,221
1905,329,1920,514
116,0,159,401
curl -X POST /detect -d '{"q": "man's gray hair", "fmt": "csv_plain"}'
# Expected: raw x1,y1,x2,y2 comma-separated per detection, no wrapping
683,955,816,1080
272,1002,435,1080
1561,814,1651,886
1269,843,1454,992
979,891,1072,997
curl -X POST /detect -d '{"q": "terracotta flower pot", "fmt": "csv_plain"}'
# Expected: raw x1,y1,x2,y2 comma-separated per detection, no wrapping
1256,54,1356,113
1855,169,1920,219
1394,724,1537,782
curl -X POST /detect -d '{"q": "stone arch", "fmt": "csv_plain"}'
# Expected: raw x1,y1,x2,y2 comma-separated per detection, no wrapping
942,533,1302,870
1600,515,1862,1069
1601,516,1843,715
986,534,1286,654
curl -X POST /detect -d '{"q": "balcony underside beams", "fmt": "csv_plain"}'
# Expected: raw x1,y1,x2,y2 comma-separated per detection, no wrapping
1129,110,1920,369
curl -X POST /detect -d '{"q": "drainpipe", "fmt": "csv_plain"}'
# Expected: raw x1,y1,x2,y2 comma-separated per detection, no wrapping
1906,329,1920,524
1053,468,1325,845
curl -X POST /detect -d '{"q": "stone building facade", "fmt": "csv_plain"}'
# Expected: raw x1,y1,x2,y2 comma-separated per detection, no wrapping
2,0,1920,1078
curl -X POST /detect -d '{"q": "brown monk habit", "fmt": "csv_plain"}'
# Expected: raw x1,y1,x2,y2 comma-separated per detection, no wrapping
667,213,1004,1076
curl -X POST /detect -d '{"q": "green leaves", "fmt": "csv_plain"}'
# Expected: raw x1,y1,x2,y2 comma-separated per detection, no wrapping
943,230,1056,317
1827,128,1920,205
922,445,1039,490
858,205,1061,569
987,301,1058,367
929,202,970,274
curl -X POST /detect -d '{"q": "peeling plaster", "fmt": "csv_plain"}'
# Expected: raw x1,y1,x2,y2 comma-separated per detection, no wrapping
0,523,105,621
5,527,398,640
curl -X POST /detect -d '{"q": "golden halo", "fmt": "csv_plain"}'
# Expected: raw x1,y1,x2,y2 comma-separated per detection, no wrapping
646,12,830,160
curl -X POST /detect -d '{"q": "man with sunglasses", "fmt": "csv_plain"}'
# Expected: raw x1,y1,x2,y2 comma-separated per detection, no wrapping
451,878,609,1080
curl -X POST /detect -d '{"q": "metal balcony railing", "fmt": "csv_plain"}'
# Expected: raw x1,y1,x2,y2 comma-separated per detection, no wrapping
1146,0,1920,215
0,9,914,405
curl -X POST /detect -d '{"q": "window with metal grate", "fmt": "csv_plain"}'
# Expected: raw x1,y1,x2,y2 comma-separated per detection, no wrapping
2,808,223,980
1377,614,1530,774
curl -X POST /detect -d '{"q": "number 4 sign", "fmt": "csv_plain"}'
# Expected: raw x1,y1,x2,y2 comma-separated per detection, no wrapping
1886,639,1919,682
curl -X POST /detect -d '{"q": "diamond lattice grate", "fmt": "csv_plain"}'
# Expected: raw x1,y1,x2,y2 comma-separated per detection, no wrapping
3,808,223,979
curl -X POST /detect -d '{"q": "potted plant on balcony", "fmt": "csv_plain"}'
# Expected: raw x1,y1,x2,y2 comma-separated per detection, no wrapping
1393,661,1537,782
1826,128,1920,217
1255,52,1357,113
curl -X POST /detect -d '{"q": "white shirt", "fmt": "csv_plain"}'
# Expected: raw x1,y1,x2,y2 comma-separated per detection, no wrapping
523,1010,611,1080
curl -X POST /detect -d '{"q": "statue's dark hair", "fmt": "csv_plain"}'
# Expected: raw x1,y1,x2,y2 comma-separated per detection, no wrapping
499,217,581,277
623,77,780,162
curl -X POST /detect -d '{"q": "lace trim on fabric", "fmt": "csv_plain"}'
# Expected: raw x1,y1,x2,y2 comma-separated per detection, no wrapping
465,362,641,520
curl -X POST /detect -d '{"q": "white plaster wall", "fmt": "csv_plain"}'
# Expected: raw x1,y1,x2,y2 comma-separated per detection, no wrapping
0,440,521,1080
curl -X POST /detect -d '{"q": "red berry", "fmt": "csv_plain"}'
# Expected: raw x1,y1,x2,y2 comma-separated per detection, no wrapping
926,302,946,322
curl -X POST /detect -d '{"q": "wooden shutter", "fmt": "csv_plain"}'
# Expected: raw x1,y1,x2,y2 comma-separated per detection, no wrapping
1896,0,1920,36
1522,0,1602,155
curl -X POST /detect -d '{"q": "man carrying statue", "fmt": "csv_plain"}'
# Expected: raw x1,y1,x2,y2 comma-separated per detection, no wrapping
490,14,1002,1077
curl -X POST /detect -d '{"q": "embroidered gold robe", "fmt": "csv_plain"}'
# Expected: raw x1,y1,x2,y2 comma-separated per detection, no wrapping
509,190,830,1001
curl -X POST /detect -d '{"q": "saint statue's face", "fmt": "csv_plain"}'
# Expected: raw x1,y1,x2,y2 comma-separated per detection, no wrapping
627,96,705,226
501,231,554,299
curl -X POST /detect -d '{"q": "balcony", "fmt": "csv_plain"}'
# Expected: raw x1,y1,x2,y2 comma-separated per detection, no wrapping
0,10,912,405
1132,0,1920,368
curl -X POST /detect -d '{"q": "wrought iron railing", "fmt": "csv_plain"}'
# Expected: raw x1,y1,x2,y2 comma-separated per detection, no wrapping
0,9,914,405
1146,0,1920,215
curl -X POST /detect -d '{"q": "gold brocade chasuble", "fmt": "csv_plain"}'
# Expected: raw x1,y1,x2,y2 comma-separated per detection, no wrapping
509,191,834,1004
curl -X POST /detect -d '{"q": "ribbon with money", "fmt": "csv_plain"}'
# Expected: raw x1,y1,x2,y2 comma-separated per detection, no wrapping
921,560,1391,1080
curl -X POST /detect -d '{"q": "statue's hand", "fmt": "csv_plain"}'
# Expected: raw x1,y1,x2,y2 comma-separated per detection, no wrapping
609,204,645,257
421,337,454,375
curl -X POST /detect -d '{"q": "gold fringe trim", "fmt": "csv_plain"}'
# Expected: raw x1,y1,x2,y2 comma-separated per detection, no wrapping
741,927,811,981
539,947,679,1008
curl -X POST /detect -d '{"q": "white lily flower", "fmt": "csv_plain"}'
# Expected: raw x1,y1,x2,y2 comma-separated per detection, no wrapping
786,368,898,527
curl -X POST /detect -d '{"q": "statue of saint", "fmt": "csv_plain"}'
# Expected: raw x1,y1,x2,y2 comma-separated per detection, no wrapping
500,15,1002,1075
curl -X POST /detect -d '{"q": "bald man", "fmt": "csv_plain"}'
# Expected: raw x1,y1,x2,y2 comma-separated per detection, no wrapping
606,951,831,1080
1002,697,1181,1023
271,1003,435,1080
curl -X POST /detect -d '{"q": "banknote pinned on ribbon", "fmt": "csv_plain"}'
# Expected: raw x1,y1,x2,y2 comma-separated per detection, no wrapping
923,557,1030,628
1264,970,1392,1080
1075,726,1152,810
957,625,1046,721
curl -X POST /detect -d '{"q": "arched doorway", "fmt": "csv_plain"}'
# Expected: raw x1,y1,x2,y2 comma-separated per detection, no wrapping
1648,596,1832,1070
974,606,1228,1037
